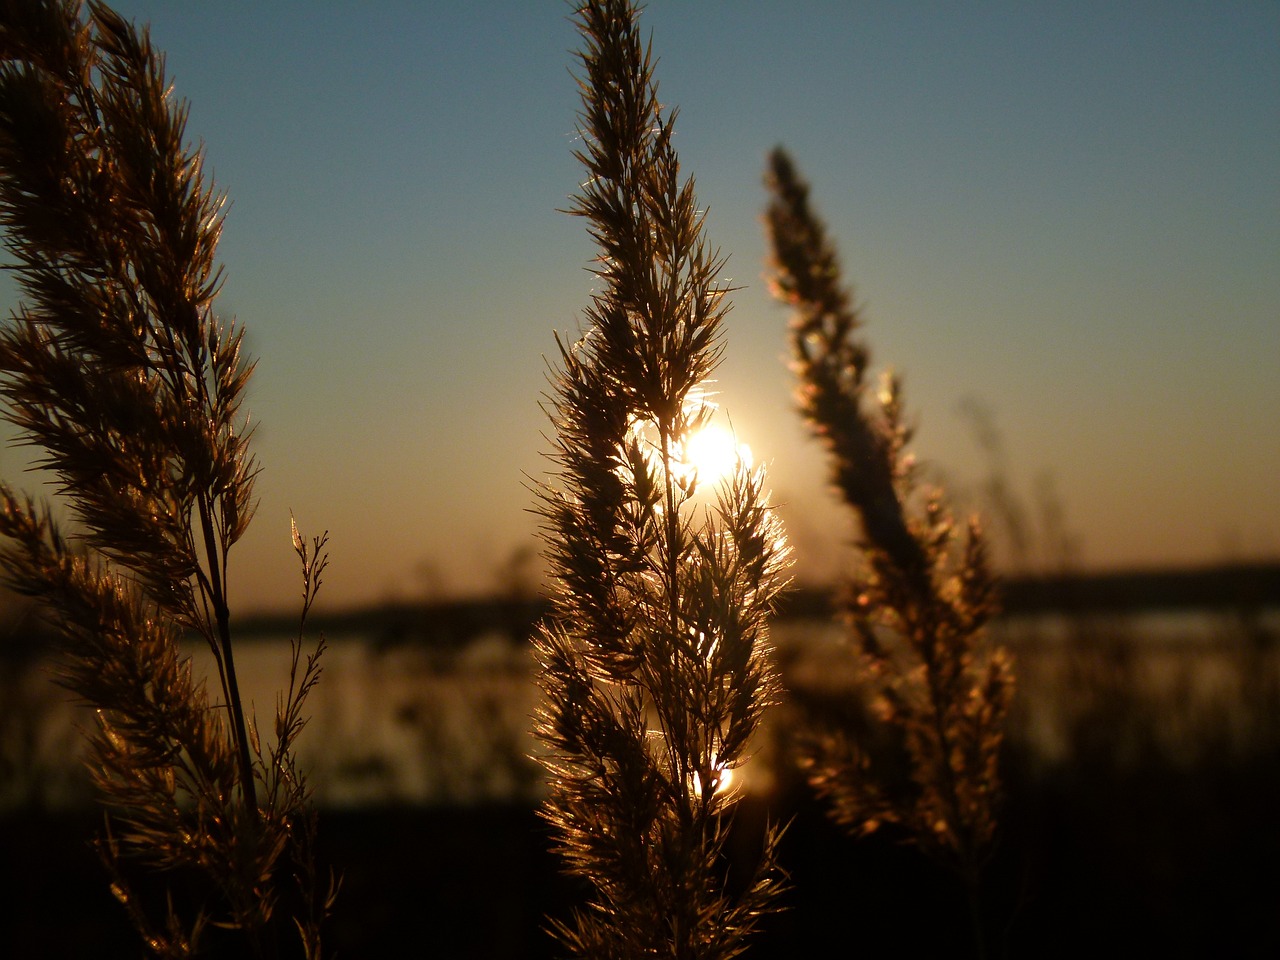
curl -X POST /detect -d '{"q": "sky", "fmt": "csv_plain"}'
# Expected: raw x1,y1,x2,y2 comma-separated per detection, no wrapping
1,1,1277,613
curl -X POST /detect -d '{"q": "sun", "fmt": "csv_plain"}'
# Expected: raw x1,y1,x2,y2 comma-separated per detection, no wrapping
681,422,751,490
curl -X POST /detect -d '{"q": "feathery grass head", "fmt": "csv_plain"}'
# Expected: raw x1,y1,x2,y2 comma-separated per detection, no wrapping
765,146,1013,884
534,3,789,955
0,3,331,954
0,0,255,632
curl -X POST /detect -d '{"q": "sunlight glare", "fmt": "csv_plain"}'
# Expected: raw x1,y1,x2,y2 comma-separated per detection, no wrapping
682,423,751,490
692,761,736,800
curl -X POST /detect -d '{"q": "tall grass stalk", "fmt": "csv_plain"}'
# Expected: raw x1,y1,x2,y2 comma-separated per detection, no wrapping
764,147,1014,953
0,2,332,954
533,3,789,956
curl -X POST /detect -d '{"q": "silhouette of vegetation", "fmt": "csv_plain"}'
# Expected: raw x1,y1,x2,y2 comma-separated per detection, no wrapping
532,3,789,955
764,146,1014,954
0,2,332,954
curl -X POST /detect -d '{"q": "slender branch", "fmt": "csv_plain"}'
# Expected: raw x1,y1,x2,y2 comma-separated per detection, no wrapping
197,491,257,812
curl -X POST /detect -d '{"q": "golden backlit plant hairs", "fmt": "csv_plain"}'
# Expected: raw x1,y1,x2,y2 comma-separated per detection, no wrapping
764,146,1014,955
533,2,789,956
0,2,333,955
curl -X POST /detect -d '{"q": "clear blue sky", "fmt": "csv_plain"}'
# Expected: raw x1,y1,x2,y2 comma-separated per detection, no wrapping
2,2,1277,612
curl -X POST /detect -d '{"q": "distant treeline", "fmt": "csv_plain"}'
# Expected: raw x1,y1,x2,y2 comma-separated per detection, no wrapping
210,560,1280,653
773,560,1280,620
994,561,1280,616
5,562,1275,662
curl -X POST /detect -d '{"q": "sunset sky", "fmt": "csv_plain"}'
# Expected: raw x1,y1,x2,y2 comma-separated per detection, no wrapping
1,2,1276,613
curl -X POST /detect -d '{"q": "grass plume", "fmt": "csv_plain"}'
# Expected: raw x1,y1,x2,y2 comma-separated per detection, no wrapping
764,146,1014,951
533,3,790,956
0,2,332,954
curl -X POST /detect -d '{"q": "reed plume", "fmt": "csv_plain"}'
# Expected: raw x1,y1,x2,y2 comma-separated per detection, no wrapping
0,2,332,954
533,3,789,956
764,146,1013,947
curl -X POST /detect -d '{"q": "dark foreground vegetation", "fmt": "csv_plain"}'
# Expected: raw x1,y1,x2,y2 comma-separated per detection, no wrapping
4,563,1278,958
3,740,1278,959
2,560,1280,957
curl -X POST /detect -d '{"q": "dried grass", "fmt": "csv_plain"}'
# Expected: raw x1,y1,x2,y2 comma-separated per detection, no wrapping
0,3,332,955
532,3,790,956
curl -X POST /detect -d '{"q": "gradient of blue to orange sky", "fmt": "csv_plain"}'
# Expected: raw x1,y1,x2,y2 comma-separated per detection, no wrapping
1,2,1276,613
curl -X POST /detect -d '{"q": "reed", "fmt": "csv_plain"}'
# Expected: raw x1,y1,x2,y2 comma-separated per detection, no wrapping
0,2,332,955
532,3,790,956
764,146,1014,953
